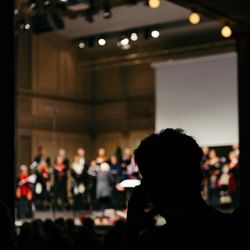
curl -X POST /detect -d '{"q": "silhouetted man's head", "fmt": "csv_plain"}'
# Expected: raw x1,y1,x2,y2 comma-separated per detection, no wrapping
134,128,203,214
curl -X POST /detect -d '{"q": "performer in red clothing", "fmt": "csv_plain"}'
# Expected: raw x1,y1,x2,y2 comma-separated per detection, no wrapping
16,165,33,219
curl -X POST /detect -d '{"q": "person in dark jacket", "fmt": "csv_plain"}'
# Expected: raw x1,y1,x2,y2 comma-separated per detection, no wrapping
123,128,234,250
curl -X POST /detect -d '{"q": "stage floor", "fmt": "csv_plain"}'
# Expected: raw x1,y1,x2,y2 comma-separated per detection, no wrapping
15,209,127,227
15,208,232,229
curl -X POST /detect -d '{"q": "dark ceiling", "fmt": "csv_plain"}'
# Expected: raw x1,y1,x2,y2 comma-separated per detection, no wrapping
168,0,250,28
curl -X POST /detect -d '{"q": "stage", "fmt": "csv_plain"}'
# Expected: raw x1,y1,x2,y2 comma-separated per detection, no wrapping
15,209,127,227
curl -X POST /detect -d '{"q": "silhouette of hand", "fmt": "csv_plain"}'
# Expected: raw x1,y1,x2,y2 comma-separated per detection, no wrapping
126,184,153,232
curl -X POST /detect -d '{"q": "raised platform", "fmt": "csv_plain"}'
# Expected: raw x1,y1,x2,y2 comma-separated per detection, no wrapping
15,209,127,227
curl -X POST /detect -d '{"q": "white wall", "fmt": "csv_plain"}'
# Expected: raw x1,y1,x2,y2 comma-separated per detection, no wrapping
154,52,238,146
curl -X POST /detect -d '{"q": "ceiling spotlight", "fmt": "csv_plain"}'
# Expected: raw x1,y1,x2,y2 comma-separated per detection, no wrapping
24,23,31,30
121,44,131,50
148,0,160,9
189,12,200,25
78,41,86,49
44,0,50,6
103,0,112,19
130,32,138,41
221,25,232,38
60,0,68,2
30,3,37,9
98,38,106,46
120,37,129,46
151,30,160,38
103,10,112,19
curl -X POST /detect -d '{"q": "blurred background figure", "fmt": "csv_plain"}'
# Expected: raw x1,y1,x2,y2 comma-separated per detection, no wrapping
16,165,33,219
71,155,88,210
207,149,222,208
228,150,240,207
87,160,98,210
96,162,113,210
53,155,68,210
33,160,50,211
77,148,88,168
109,155,123,210
33,146,51,167
96,147,107,165
58,148,70,171
127,157,140,180
201,146,210,202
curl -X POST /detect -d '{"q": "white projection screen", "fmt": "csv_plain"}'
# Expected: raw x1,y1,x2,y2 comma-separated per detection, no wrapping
154,52,238,146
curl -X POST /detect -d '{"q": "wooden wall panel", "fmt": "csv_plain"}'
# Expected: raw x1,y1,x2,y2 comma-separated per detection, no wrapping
63,133,92,163
95,132,128,157
32,35,90,100
16,134,32,172
17,31,32,89
32,130,92,164
32,130,62,163
94,129,153,158
32,36,60,94
128,98,154,119
129,130,153,151
74,68,92,100
95,67,124,100
32,97,91,122
95,102,126,122
16,96,32,114
127,64,155,97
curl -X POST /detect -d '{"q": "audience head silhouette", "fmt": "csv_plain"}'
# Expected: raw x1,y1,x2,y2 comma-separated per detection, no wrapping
134,128,204,217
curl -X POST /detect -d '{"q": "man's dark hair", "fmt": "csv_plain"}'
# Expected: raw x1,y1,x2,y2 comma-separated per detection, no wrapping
134,128,203,190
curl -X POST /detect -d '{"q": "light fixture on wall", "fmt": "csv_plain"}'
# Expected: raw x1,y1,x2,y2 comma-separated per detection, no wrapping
120,37,129,46
151,29,160,38
103,0,112,19
117,36,131,50
98,38,106,46
44,0,51,6
28,0,37,9
130,32,138,41
19,18,31,31
78,41,86,48
189,12,200,25
221,25,232,38
148,0,160,9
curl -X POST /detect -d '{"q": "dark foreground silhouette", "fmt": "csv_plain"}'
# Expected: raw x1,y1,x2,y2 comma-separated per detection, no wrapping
123,128,243,250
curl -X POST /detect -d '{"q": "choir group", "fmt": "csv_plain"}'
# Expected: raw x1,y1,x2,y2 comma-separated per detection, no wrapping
201,144,240,209
16,143,240,219
16,146,139,219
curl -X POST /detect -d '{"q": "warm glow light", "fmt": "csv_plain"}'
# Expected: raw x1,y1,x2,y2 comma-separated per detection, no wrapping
98,38,106,46
221,25,232,38
121,44,131,50
130,32,138,41
24,23,31,30
189,12,200,25
148,0,160,9
30,3,36,9
151,30,160,38
78,41,85,49
120,37,129,46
